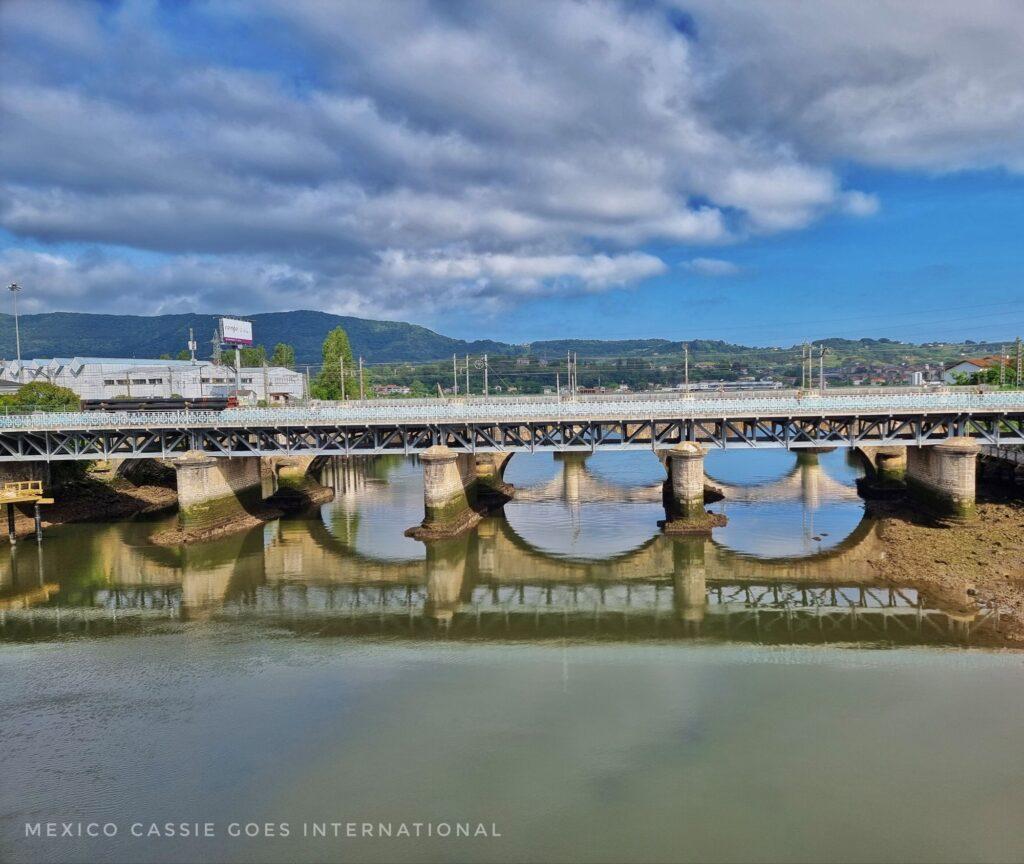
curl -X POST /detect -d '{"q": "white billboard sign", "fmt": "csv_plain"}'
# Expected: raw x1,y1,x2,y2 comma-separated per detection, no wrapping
220,317,253,345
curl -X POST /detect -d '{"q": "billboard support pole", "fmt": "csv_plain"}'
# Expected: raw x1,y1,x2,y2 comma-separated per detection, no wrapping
234,346,241,397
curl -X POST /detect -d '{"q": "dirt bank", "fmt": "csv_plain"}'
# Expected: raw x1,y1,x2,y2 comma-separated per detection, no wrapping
867,488,1024,641
1,477,177,543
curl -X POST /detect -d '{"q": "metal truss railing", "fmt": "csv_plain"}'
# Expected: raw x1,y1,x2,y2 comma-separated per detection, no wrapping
0,410,1021,460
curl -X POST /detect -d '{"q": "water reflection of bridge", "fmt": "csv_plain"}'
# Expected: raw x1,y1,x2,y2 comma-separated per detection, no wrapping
0,507,997,645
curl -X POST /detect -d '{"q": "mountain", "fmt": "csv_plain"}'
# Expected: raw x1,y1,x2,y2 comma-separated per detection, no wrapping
0,310,517,364
0,309,998,368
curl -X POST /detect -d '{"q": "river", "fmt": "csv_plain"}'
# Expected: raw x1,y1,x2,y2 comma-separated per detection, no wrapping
2,449,1022,863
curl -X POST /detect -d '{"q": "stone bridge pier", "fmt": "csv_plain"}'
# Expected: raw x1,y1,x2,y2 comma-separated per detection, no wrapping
905,438,980,521
661,443,726,535
406,447,514,541
173,453,263,534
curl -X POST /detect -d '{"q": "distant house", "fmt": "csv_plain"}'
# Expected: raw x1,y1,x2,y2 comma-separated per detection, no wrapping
943,356,1002,383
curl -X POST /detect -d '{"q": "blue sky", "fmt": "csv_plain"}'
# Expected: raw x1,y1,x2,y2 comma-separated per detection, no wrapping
1,1,1023,346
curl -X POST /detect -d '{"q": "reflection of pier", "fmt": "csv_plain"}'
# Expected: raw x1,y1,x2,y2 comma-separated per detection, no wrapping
706,459,862,505
0,511,998,645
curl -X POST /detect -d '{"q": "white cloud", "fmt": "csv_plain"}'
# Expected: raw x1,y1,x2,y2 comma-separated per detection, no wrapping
1,0,1015,319
677,0,1024,172
378,251,667,296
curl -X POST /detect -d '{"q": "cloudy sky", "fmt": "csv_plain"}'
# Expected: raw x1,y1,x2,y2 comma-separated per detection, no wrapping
2,0,1023,343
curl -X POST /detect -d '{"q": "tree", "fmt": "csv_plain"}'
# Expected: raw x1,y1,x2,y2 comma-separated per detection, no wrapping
239,345,267,367
270,342,296,368
312,326,358,400
1,382,80,412
175,349,191,361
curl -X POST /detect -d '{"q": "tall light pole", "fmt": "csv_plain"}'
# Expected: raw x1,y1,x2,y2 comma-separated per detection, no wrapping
8,283,22,382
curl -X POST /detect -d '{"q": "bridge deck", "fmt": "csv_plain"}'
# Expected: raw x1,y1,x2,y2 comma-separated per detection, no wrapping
0,388,1021,459
1,387,1023,432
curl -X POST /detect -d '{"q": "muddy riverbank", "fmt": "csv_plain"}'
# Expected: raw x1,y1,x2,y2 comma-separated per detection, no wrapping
0,477,177,543
868,488,1024,640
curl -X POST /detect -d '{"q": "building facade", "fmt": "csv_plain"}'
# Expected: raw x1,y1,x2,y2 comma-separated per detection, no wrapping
0,358,306,403
943,356,1001,384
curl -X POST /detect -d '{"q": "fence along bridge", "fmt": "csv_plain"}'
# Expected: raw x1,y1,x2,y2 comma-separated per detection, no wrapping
0,388,1020,537
0,388,1022,461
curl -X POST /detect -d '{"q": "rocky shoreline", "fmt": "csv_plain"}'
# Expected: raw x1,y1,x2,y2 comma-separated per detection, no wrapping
866,488,1024,641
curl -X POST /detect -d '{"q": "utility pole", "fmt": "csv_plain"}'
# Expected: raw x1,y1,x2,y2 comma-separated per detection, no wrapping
452,354,458,396
483,353,489,396
305,366,311,401
358,356,365,400
339,354,346,401
684,344,689,390
800,344,806,389
465,354,470,396
188,327,197,363
1016,336,1022,387
1000,344,1006,387
556,372,560,400
819,345,826,391
262,361,269,404
8,283,22,382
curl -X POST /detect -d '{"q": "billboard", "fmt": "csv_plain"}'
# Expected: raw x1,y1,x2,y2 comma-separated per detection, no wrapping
220,317,253,345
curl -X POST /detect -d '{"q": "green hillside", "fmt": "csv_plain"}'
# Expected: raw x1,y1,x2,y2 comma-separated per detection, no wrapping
0,310,516,364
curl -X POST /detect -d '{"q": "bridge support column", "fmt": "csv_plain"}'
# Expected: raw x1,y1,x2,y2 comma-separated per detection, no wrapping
270,456,335,509
406,445,481,541
474,452,514,500
906,438,979,522
174,453,263,535
856,446,907,498
874,446,908,484
661,443,726,535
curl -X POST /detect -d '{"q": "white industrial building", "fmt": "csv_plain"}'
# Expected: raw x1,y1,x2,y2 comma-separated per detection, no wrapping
0,358,306,403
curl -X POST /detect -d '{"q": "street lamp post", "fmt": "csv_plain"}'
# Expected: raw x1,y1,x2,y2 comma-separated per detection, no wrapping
8,283,22,382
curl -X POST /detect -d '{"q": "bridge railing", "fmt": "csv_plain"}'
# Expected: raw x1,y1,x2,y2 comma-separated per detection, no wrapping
0,386,1019,432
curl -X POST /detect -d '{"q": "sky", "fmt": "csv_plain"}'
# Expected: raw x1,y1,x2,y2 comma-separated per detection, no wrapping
1,0,1023,345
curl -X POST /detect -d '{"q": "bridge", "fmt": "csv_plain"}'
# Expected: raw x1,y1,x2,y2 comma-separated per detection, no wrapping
0,388,1021,461
0,387,1018,536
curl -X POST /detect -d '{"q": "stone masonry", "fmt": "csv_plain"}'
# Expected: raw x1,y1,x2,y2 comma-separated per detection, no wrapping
661,443,726,534
905,437,980,521
406,445,480,540
174,453,263,533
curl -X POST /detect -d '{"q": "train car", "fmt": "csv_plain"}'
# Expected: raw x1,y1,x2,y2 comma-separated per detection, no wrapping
81,397,230,413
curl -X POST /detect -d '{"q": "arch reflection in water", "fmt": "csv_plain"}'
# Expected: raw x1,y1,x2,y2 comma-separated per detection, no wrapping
706,448,868,558
0,498,999,646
